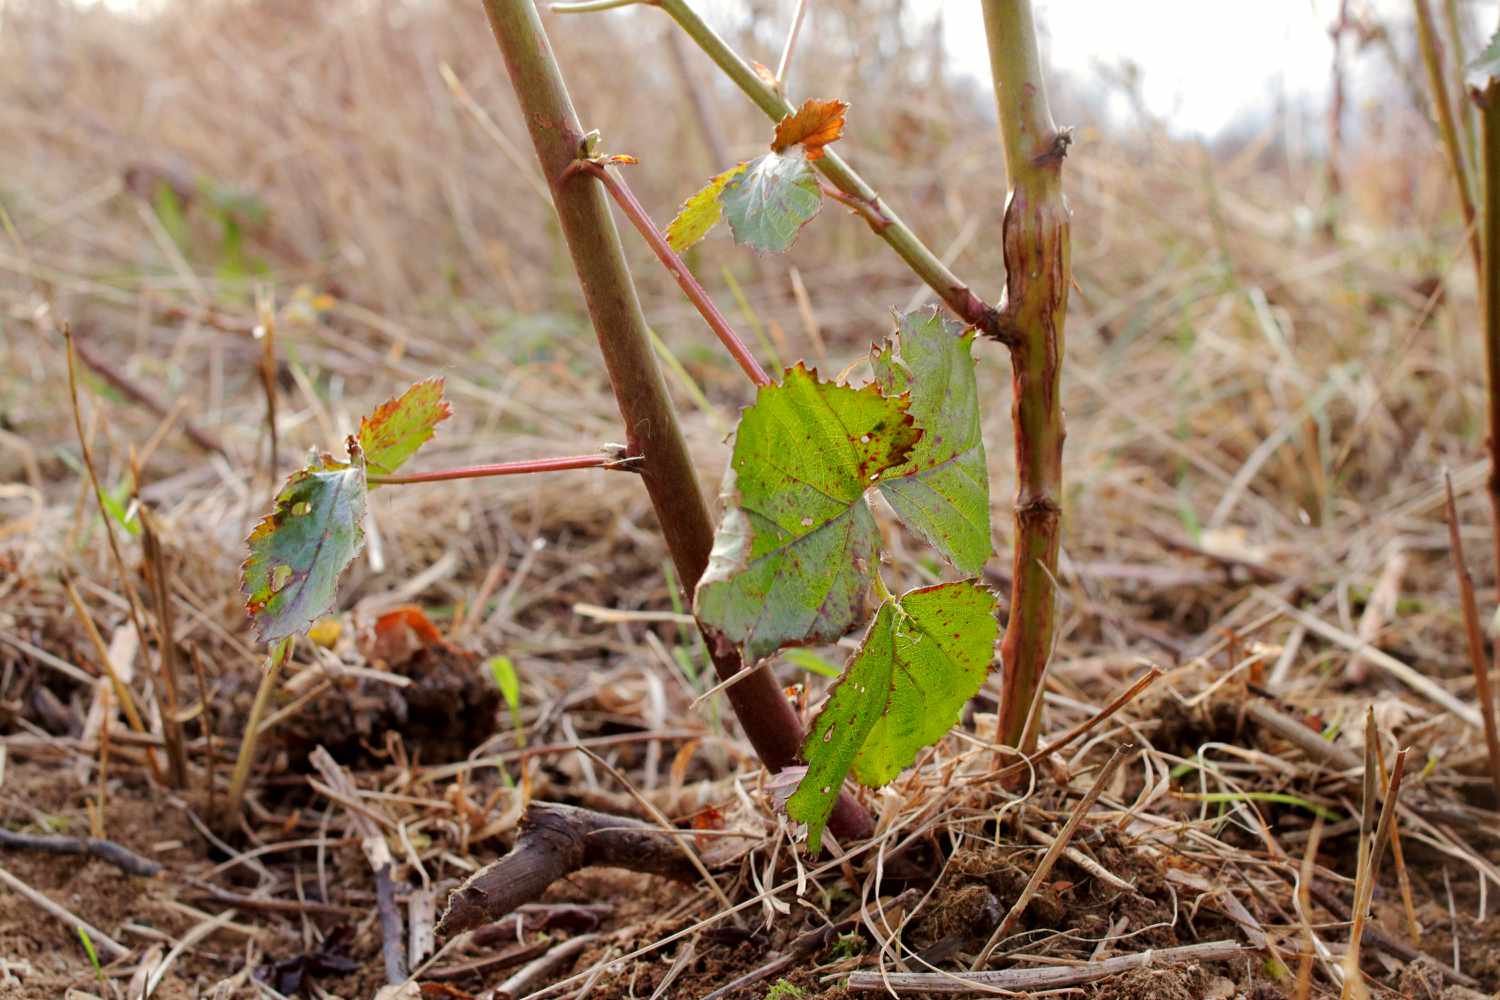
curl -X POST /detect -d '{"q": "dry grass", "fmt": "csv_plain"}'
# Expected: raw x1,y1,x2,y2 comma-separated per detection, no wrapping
1,1,1498,998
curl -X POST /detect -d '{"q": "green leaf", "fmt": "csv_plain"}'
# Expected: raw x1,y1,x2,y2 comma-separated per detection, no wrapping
872,309,992,573
152,183,189,252
695,364,919,663
358,378,452,482
1468,30,1500,90
242,447,368,643
665,162,749,253
781,647,841,679
719,151,823,254
487,655,521,716
76,926,103,982
101,480,141,538
787,580,999,852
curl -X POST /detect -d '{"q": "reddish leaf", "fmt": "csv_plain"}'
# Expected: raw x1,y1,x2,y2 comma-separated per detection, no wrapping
771,98,848,160
689,804,724,830
362,605,445,666
358,378,452,481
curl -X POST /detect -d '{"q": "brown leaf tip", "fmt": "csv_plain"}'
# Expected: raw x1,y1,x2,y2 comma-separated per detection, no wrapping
771,98,849,161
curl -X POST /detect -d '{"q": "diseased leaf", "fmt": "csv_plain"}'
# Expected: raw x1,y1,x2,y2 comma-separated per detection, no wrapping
872,309,992,573
720,152,823,254
771,98,848,160
787,580,999,852
358,378,451,482
695,364,919,663
665,162,749,253
242,447,367,643
361,605,444,666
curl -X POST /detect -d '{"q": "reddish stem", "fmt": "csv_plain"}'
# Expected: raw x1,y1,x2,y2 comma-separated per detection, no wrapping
368,453,628,485
570,160,773,387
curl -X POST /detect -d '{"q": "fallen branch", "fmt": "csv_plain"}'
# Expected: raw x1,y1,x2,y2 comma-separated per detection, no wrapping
437,802,700,936
845,939,1244,993
0,828,161,877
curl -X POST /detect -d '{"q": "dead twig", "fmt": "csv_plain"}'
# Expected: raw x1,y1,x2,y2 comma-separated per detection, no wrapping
309,746,407,984
1443,472,1500,802
1341,711,1408,999
0,828,161,877
437,802,701,936
69,331,228,458
61,575,165,784
975,744,1131,967
701,890,920,1000
493,932,598,1000
0,861,130,961
848,939,1244,993
139,504,189,788
254,287,279,478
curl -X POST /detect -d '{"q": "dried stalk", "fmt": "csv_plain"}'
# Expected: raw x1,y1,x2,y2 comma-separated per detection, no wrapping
1443,473,1500,801
1415,0,1481,276
139,505,189,787
1475,74,1500,583
975,744,1127,966
1340,711,1408,999
847,940,1243,993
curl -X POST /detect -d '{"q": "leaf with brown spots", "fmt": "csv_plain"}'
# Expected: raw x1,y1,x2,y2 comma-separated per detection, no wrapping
358,378,451,483
694,364,919,663
771,98,848,160
241,445,367,643
872,308,992,573
788,580,998,852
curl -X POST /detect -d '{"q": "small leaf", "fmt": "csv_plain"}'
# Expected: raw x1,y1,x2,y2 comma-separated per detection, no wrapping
1468,30,1500,92
358,378,452,482
872,309,992,573
771,98,848,161
719,152,823,254
101,481,141,538
487,655,521,716
787,580,999,852
362,605,444,666
242,448,367,643
695,364,919,663
665,162,749,253
307,616,342,648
